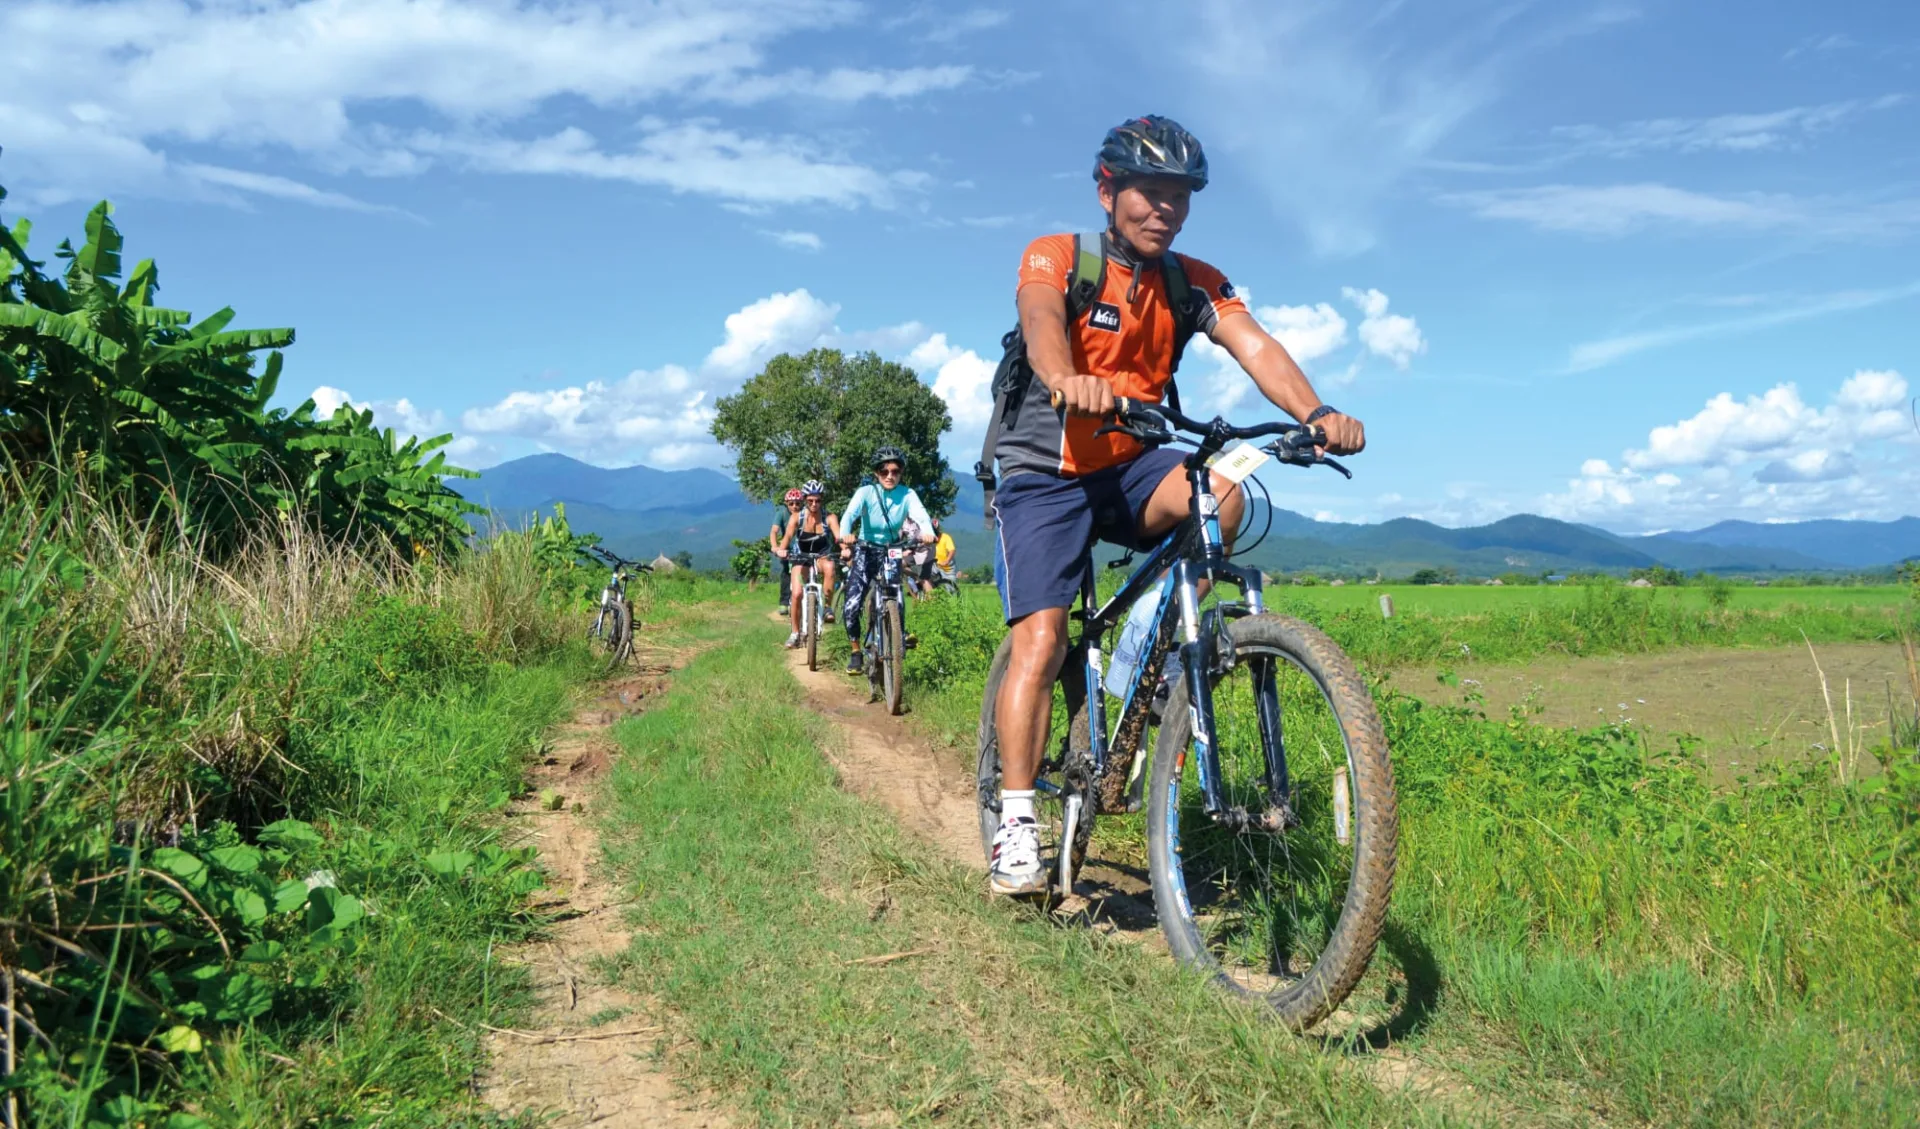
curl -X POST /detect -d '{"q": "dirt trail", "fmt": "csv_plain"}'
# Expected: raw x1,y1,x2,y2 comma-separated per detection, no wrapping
781,634,1529,1125
478,654,733,1128
783,646,984,869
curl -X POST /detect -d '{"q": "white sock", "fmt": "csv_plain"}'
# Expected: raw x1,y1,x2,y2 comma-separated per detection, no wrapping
1001,790,1035,823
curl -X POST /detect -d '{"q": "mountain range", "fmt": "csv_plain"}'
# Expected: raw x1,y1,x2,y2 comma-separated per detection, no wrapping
455,453,1920,576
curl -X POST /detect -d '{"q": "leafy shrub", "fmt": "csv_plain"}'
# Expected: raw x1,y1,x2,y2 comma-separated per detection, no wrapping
311,595,486,704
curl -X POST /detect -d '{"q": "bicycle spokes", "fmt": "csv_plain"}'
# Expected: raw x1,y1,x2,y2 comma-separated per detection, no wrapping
1175,649,1356,992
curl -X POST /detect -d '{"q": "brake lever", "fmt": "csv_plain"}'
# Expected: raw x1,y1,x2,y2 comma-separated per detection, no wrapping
1320,456,1353,480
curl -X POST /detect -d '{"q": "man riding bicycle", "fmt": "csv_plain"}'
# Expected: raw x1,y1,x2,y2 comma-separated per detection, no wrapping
838,446,936,675
780,480,842,647
985,115,1367,897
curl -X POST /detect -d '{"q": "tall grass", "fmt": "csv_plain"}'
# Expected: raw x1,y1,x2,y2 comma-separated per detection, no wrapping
893,585,1920,1121
1,471,588,1125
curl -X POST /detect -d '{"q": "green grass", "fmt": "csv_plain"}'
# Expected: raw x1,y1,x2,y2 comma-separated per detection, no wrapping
1279,581,1913,614
920,579,1911,675
0,480,606,1127
885,583,1920,1125
599,612,1444,1128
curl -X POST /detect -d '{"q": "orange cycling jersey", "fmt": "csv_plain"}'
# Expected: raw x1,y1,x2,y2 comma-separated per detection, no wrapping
1000,232,1248,479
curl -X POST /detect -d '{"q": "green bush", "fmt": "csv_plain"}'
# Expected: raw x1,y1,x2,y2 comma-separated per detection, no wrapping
311,595,486,703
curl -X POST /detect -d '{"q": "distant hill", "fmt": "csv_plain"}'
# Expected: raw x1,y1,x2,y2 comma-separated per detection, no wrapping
455,453,1917,575
1631,517,1920,570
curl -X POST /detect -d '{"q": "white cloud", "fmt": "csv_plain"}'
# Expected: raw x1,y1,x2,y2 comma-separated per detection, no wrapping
453,289,999,468
703,289,841,377
1548,96,1905,158
1342,287,1426,369
1541,369,1919,527
458,366,720,468
1179,283,1424,414
1260,302,1350,364
762,229,824,252
0,0,947,209
1445,183,1920,240
907,334,996,432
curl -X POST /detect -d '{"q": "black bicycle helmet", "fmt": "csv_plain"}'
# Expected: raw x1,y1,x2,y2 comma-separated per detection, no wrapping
871,445,906,470
1094,115,1208,191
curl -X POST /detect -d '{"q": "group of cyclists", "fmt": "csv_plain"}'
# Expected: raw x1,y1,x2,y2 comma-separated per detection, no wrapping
767,447,957,675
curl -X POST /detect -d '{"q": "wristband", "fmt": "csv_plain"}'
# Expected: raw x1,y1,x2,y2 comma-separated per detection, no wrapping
1304,405,1339,424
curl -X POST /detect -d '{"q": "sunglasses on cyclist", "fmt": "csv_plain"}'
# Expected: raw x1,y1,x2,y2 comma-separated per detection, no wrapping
877,464,903,477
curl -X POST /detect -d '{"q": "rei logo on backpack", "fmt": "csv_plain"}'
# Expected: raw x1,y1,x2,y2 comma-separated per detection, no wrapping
973,231,1203,527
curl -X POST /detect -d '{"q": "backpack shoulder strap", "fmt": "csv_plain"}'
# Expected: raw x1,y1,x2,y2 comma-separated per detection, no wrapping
1162,253,1199,373
1066,232,1108,324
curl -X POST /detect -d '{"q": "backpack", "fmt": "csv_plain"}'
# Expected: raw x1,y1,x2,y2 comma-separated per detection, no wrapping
973,232,1204,526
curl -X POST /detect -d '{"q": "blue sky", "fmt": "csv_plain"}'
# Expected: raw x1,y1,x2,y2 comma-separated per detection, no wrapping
3,0,1916,532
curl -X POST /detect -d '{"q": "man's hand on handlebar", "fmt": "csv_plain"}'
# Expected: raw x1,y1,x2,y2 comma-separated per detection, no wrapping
1047,374,1114,418
1312,411,1365,456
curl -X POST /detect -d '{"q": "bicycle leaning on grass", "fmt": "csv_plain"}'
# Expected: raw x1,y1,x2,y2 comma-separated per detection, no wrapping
585,545,651,664
975,397,1399,1031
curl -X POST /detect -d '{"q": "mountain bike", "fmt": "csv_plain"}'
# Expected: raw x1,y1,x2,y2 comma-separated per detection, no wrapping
855,541,910,715
586,546,650,665
975,398,1398,1031
791,551,826,672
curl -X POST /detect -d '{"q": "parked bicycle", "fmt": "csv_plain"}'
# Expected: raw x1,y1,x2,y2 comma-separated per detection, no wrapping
791,551,828,672
975,398,1398,1031
856,540,911,715
585,546,651,664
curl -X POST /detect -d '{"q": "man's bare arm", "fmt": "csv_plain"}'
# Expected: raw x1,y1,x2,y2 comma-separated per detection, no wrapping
1018,284,1112,418
1210,310,1366,454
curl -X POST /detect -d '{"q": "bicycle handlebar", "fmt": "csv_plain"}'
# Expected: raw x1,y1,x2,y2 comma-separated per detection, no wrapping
588,545,651,571
1046,389,1353,479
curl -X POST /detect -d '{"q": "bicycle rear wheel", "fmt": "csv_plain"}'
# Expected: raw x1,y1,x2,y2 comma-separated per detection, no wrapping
975,636,1092,888
1146,613,1397,1031
605,597,634,665
881,599,904,716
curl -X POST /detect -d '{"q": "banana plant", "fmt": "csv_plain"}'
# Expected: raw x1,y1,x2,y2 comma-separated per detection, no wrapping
0,182,479,553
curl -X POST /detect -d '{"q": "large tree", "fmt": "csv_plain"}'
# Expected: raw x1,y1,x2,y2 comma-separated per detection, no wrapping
711,347,957,518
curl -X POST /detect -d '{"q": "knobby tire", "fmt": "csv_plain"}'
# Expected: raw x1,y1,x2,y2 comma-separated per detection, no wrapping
805,587,819,672
1146,613,1397,1031
881,599,905,716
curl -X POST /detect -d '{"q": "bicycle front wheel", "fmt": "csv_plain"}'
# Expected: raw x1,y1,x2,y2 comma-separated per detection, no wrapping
805,587,819,672
1146,613,1397,1031
881,599,904,716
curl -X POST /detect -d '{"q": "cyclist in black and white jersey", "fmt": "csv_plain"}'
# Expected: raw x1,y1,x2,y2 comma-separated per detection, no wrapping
779,479,841,647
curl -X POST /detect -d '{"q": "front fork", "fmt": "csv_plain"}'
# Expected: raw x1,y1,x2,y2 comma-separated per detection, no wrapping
1179,472,1291,822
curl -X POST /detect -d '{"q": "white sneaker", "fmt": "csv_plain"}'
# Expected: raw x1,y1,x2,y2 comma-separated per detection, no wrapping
988,816,1046,896
784,631,800,648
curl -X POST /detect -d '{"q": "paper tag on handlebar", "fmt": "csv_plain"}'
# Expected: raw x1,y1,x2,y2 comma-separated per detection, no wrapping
1207,442,1271,485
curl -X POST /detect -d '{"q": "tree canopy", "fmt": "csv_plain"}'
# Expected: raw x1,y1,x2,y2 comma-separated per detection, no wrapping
710,347,957,519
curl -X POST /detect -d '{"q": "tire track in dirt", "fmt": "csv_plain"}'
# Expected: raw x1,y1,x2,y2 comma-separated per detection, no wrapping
477,643,734,1128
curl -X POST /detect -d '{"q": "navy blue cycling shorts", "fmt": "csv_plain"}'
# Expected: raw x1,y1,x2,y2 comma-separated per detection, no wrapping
992,447,1186,623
